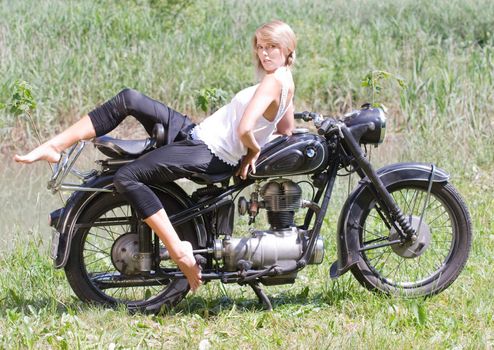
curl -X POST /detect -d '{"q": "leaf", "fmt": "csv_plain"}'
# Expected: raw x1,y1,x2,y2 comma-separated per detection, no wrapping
361,70,407,105
411,302,427,326
8,288,22,304
8,80,37,116
195,87,229,113
417,303,427,325
297,286,310,300
6,308,21,323
196,94,209,113
256,313,269,329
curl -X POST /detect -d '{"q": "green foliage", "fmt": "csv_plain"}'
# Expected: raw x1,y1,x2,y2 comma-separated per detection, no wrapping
1,80,45,144
196,87,228,114
0,80,37,128
361,70,406,109
144,0,196,30
7,80,37,116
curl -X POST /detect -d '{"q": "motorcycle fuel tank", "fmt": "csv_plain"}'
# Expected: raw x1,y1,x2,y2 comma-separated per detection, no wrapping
249,131,329,178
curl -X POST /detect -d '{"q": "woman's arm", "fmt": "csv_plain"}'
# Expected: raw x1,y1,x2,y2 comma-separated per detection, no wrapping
236,75,281,179
275,103,294,135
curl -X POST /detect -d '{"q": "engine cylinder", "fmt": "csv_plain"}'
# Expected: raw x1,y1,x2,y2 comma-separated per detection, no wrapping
260,179,302,229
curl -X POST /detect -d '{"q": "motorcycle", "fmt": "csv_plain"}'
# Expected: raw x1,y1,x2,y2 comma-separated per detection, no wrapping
47,104,472,313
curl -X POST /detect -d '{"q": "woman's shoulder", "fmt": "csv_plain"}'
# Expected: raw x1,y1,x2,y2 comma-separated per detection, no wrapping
259,71,284,90
233,84,259,103
274,66,291,79
264,67,292,86
259,67,293,94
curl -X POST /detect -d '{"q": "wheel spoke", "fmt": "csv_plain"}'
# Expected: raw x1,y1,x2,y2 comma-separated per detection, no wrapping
87,231,114,242
85,254,110,267
84,239,110,255
363,236,388,246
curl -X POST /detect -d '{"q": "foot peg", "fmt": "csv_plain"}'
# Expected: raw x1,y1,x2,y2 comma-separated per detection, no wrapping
194,254,207,269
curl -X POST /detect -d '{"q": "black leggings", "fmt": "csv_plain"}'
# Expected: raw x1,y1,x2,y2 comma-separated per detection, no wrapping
88,88,235,219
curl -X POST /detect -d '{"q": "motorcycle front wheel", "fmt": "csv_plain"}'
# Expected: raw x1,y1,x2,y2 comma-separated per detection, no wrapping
351,181,472,297
64,187,199,312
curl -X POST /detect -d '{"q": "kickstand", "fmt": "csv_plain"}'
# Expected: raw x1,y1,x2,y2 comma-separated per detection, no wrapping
248,281,272,311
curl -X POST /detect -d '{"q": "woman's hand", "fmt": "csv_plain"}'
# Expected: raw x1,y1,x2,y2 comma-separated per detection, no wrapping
236,148,260,180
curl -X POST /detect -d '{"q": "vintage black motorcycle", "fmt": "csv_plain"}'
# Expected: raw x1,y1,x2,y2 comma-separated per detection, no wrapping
48,104,472,313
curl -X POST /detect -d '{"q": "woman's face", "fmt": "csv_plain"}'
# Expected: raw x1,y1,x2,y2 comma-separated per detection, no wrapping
256,37,286,73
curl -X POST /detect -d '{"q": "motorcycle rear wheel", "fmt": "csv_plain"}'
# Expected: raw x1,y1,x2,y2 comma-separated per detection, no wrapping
351,181,472,297
64,188,198,313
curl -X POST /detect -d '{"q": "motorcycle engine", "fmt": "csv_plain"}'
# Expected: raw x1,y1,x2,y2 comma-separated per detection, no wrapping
215,179,324,281
260,179,302,230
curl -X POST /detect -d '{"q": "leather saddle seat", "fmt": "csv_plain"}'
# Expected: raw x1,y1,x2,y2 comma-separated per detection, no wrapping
93,136,155,158
93,123,165,158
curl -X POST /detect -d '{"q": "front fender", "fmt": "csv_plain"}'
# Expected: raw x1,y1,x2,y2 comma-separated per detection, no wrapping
329,162,449,278
51,175,206,268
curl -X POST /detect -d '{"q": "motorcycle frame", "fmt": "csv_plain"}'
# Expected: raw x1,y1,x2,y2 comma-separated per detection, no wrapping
49,120,448,285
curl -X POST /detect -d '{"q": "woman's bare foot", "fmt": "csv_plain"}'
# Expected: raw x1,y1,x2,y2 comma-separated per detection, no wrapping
174,241,202,292
13,143,61,164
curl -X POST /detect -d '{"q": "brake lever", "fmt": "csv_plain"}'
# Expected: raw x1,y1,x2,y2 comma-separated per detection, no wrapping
312,113,324,128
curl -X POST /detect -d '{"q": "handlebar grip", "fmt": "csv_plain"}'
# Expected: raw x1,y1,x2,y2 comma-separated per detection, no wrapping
294,111,311,120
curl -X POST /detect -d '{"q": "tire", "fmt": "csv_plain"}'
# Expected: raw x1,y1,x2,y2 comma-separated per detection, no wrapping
350,181,472,297
64,187,198,312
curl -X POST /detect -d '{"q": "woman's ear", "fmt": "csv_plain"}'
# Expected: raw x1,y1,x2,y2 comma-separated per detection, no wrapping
286,51,295,66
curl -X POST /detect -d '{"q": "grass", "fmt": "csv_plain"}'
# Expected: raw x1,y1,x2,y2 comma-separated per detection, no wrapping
0,175,493,349
1,0,494,348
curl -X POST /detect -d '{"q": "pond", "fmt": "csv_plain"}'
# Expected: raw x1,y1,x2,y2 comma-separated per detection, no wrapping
0,154,80,255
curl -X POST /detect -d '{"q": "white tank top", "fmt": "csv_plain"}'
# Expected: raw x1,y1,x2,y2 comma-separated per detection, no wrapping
192,67,292,166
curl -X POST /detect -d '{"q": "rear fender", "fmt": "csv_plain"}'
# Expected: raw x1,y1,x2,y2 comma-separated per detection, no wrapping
330,162,449,278
51,175,206,268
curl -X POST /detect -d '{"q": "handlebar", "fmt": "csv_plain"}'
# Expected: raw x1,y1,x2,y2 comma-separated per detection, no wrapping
294,111,339,136
294,111,320,121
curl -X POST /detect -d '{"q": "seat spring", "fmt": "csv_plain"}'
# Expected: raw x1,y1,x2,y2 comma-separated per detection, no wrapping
191,186,224,202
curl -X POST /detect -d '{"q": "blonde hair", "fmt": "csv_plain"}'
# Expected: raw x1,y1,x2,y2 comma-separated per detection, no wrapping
252,20,297,79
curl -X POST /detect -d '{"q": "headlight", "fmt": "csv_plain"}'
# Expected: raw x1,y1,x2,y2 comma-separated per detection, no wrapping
343,105,386,144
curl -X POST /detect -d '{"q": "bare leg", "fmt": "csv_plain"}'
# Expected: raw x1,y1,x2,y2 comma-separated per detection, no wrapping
144,209,202,292
14,115,96,164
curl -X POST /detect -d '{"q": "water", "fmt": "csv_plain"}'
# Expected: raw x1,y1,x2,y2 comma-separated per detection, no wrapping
0,145,108,255
0,158,60,255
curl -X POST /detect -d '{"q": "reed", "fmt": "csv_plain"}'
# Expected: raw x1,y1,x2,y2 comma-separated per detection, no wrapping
1,0,493,174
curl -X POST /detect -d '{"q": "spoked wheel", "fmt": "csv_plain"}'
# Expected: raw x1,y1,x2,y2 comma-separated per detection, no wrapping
351,181,472,297
64,188,198,312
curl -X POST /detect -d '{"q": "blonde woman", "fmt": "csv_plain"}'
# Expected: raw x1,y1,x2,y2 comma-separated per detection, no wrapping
14,20,297,292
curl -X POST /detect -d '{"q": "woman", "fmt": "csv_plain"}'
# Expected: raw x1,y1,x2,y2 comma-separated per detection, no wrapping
14,20,297,292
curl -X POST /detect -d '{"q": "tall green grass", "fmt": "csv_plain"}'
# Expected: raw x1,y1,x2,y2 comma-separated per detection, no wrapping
1,0,493,173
